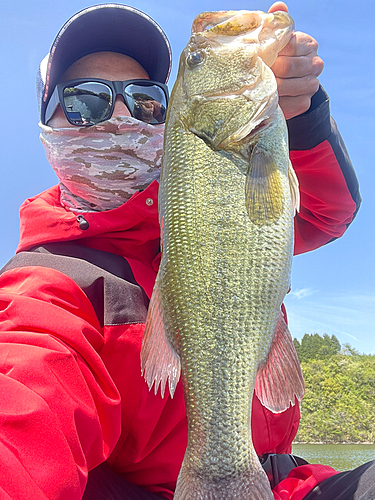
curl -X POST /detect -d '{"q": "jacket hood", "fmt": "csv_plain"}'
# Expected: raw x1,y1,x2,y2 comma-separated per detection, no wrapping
17,181,161,298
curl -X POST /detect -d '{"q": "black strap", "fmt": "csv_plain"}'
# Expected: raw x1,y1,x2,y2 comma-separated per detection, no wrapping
260,453,309,489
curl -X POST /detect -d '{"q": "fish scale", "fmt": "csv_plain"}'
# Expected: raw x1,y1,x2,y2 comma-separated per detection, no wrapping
141,9,304,499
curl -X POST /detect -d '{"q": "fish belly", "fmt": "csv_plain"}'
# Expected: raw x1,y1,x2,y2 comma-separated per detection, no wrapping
158,121,293,499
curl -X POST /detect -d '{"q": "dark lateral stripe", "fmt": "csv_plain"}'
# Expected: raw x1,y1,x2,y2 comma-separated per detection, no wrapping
287,86,361,220
287,87,331,151
327,119,361,218
0,243,149,328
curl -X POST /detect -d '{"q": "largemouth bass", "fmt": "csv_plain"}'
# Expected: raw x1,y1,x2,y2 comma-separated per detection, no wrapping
141,9,304,500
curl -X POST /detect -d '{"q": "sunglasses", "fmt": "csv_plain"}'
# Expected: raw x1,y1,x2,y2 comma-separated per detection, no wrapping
44,78,169,126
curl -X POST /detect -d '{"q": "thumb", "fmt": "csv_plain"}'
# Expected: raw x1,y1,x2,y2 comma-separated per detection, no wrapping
268,2,288,13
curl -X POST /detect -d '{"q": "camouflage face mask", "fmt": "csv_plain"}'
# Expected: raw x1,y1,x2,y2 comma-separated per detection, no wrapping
39,115,164,212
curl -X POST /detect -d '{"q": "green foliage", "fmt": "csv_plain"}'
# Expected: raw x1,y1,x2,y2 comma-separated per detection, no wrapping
294,334,375,443
293,333,341,363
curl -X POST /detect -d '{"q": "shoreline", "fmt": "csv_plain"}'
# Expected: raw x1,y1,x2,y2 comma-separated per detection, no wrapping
293,442,375,445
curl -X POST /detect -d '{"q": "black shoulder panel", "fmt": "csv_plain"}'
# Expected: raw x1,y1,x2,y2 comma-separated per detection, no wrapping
287,86,331,151
287,86,361,219
0,242,149,328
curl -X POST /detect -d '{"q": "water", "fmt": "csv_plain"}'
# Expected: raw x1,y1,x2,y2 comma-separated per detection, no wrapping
292,443,375,472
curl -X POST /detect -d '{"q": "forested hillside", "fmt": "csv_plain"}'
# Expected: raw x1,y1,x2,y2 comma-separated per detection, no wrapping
293,334,375,444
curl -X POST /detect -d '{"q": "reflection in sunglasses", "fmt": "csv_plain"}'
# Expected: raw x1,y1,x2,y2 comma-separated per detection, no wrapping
45,79,169,126
64,87,112,125
132,95,166,124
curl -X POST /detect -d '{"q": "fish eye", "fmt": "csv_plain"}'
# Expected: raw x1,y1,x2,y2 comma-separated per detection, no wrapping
186,50,205,68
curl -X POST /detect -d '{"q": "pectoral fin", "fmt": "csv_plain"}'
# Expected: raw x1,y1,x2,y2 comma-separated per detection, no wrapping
255,313,305,413
245,144,284,225
141,279,181,398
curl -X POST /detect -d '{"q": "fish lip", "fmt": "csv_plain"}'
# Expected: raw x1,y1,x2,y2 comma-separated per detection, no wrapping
191,10,294,46
192,10,293,38
271,11,295,30
192,10,266,36
270,11,295,47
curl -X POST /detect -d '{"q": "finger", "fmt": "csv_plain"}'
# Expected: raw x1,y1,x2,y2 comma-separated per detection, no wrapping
272,54,324,79
276,75,320,97
278,31,319,57
268,2,288,13
278,95,313,120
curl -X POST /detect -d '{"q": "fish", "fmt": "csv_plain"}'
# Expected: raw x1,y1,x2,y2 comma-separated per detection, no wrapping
141,9,305,500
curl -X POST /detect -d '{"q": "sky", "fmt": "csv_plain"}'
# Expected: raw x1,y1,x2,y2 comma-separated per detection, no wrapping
0,0,374,353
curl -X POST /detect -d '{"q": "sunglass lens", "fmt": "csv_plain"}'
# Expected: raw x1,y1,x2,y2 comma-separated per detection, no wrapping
63,82,113,125
125,84,167,124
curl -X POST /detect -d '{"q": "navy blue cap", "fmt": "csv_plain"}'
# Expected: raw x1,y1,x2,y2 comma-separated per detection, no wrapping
38,4,172,123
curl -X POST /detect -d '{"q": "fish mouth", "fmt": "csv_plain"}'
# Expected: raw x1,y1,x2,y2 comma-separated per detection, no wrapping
192,10,270,36
192,10,293,39
191,10,294,67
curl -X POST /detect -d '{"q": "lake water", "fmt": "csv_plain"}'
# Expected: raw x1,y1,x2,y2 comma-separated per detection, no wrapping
292,443,375,472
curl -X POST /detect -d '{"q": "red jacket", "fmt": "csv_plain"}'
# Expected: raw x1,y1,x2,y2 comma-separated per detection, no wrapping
0,88,360,499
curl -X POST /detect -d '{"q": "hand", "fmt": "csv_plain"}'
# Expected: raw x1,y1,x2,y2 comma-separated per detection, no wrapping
268,2,324,120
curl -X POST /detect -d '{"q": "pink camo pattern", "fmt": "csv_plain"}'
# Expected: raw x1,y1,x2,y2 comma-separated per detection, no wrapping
40,116,164,212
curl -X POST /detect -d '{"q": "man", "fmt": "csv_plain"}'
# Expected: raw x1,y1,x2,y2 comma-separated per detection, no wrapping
0,3,367,500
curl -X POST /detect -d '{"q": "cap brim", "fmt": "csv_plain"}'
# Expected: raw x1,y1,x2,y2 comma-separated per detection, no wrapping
41,4,171,119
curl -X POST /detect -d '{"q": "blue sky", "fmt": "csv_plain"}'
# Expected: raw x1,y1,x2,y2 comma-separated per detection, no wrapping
0,0,374,352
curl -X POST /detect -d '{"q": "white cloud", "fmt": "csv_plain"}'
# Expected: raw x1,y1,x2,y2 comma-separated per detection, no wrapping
290,288,316,300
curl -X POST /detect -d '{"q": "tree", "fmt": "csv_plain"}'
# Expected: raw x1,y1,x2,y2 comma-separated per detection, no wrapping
341,343,359,356
294,333,341,362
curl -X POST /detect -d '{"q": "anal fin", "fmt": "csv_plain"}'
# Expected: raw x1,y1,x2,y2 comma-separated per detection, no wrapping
255,313,305,413
141,280,181,398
